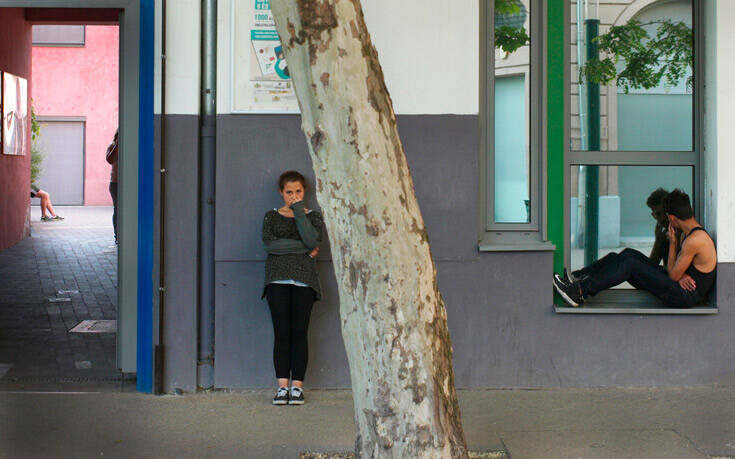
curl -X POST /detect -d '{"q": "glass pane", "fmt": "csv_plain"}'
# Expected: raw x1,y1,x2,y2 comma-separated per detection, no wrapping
569,165,693,287
570,0,693,152
493,0,531,224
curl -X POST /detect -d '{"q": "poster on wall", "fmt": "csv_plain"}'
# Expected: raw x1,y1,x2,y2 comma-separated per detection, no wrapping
232,0,299,113
2,72,28,156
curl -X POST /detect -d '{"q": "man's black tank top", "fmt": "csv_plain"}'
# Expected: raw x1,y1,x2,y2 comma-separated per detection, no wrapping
682,227,716,300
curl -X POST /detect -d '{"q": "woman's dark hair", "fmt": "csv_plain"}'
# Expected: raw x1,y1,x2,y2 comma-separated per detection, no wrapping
662,188,693,220
646,187,669,209
278,170,307,191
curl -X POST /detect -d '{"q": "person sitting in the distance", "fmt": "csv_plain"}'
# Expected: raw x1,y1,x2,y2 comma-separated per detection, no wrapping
553,189,716,308
31,185,64,221
647,187,681,266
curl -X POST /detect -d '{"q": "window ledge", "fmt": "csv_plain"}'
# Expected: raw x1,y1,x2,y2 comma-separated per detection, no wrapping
479,241,556,252
554,290,717,314
554,304,718,314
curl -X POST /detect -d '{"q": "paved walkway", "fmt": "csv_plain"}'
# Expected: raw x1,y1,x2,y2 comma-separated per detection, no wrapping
2,387,735,458
0,207,126,391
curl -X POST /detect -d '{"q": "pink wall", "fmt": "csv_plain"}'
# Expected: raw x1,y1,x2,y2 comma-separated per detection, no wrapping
32,25,118,206
0,8,32,251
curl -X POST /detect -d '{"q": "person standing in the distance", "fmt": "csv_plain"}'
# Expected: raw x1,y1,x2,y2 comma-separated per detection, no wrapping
262,170,323,405
106,129,119,244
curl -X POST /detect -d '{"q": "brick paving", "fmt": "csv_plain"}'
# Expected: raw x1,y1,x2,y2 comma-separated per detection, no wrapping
0,206,130,391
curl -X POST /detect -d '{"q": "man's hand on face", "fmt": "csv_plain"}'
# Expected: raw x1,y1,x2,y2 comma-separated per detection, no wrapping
678,273,696,292
668,224,677,244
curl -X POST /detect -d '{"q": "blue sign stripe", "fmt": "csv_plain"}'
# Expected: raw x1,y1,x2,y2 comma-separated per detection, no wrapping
137,0,155,393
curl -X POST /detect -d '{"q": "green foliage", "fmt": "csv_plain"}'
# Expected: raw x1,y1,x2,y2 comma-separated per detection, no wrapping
30,103,43,186
496,25,530,54
495,0,521,15
580,19,693,93
494,0,530,54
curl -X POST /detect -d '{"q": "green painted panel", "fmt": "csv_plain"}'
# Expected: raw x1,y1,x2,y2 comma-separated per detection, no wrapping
547,0,565,278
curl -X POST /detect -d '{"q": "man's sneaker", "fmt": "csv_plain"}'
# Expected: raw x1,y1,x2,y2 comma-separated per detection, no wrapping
51,215,64,221
272,387,289,405
553,275,584,307
289,386,304,405
40,216,52,222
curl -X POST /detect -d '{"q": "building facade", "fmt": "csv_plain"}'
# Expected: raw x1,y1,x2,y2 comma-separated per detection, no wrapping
1,1,733,394
154,0,735,392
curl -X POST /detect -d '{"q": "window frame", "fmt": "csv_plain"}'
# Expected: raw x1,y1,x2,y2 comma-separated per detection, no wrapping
479,0,553,251
562,0,707,300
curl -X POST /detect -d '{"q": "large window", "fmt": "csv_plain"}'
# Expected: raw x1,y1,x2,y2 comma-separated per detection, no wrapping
566,0,703,299
481,0,550,249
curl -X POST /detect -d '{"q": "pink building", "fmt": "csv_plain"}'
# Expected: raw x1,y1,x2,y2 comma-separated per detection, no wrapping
31,25,118,206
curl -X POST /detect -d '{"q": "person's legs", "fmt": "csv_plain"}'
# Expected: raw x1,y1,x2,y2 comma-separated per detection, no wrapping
580,250,697,307
574,248,652,279
109,182,118,242
573,251,620,279
265,284,292,387
289,286,315,386
37,190,56,218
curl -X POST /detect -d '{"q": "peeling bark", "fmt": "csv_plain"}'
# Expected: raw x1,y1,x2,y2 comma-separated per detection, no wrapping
269,1,469,457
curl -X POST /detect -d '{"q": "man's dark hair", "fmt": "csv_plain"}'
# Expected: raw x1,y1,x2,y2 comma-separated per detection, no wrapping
662,188,693,220
646,187,669,209
278,170,307,191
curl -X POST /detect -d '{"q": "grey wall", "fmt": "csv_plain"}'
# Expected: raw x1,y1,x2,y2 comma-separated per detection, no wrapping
161,113,735,390
160,115,199,392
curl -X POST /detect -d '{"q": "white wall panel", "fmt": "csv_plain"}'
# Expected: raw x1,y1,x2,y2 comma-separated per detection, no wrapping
716,0,735,262
360,0,479,114
218,0,479,115
160,0,200,115
217,0,232,112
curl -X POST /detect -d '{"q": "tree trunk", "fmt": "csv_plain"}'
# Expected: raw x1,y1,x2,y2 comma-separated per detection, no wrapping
269,1,469,457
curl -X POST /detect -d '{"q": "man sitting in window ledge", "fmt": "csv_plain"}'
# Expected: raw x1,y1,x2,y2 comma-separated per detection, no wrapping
553,189,717,308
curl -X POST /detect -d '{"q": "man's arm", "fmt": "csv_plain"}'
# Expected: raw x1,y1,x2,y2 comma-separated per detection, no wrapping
649,230,666,265
667,229,700,282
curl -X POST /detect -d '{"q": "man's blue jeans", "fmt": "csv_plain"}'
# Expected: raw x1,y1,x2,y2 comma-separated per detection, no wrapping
578,248,699,307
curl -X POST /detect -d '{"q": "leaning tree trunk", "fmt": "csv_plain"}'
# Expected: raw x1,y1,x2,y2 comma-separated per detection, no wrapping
270,1,469,457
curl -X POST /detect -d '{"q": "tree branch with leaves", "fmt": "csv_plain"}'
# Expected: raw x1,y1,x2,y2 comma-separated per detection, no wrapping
580,19,693,93
495,0,530,54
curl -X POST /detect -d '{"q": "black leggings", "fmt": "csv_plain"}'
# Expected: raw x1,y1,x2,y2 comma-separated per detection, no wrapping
265,284,315,381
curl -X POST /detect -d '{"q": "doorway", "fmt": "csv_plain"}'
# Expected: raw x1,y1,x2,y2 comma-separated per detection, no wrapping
0,2,155,392
35,118,86,205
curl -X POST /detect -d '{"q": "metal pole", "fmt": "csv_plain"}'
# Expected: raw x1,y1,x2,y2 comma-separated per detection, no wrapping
155,0,168,396
198,0,217,390
584,17,600,266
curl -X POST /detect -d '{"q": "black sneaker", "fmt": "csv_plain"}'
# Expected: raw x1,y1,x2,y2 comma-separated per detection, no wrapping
289,386,304,405
553,275,584,307
272,387,289,405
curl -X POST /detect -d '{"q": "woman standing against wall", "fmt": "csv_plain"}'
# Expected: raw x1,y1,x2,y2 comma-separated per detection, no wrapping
262,171,323,405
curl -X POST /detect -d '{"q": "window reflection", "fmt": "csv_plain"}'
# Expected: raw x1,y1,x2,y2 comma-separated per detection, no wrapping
493,0,531,224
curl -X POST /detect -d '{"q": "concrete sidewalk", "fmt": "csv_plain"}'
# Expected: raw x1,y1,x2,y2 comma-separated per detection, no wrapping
2,386,735,458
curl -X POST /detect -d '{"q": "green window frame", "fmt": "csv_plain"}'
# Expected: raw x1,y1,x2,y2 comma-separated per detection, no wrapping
553,0,714,313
